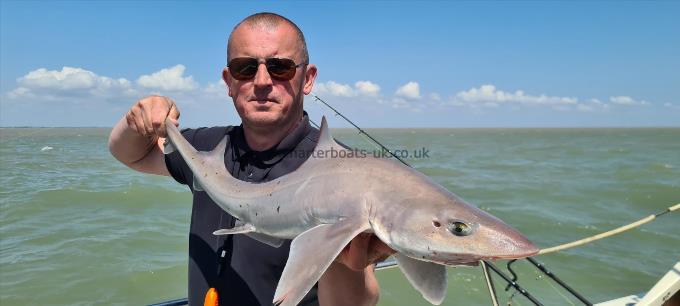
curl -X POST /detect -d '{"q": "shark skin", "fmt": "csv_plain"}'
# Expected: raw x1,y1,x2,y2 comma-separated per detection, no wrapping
163,116,539,306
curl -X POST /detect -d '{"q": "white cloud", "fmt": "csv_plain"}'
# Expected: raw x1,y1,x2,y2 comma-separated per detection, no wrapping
312,80,424,112
389,97,422,113
355,81,380,96
315,81,355,97
3,65,208,105
609,96,649,106
391,97,409,108
203,80,228,96
395,82,421,100
1,65,238,127
310,82,649,114
7,87,32,99
4,65,665,127
314,80,382,98
10,66,135,99
445,84,646,112
137,64,198,91
580,98,610,112
663,103,680,110
19,67,96,90
453,84,578,107
577,104,595,112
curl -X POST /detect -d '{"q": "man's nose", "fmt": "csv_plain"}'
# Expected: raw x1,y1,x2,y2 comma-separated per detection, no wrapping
253,63,273,87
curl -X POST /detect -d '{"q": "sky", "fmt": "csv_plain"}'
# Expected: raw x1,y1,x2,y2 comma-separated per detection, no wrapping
1,1,679,128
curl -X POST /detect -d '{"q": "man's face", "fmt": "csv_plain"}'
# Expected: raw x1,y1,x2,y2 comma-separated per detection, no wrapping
223,24,317,129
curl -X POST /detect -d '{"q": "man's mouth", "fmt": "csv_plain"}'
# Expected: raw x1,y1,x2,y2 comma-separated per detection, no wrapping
250,98,278,104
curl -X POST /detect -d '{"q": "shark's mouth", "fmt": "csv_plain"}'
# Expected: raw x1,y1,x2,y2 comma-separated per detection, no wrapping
434,248,539,266
491,250,540,260
433,253,483,266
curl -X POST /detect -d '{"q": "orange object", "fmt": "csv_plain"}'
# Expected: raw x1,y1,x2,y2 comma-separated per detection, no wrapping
204,287,218,306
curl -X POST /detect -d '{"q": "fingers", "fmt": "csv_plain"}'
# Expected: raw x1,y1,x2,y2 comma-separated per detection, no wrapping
367,236,396,264
141,101,155,136
345,233,371,271
336,234,395,271
126,104,147,137
150,98,168,137
168,100,180,121
126,95,180,138
159,98,180,137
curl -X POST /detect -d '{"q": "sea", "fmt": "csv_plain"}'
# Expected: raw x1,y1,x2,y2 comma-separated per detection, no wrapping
1,126,678,306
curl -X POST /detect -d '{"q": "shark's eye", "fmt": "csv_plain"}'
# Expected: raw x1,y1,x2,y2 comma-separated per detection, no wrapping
448,221,472,236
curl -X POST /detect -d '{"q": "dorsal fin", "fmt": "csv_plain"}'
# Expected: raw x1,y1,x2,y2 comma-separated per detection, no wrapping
316,116,341,151
195,135,228,173
208,135,228,159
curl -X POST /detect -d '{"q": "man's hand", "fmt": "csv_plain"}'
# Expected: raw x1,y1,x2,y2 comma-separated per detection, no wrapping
125,95,180,138
318,234,395,306
109,95,180,176
336,233,395,271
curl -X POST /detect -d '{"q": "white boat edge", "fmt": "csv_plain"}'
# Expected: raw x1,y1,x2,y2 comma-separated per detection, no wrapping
595,261,679,306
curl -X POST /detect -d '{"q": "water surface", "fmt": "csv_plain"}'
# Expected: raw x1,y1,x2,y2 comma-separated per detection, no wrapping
1,127,678,305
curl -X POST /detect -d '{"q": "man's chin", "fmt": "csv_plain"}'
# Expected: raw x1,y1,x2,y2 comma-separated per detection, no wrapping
243,112,282,127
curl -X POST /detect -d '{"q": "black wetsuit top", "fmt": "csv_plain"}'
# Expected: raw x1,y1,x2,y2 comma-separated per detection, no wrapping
165,114,320,306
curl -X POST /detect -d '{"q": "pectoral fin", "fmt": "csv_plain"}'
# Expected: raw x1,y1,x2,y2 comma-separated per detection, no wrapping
245,232,285,248
212,221,284,248
273,219,370,306
394,253,448,305
212,223,255,235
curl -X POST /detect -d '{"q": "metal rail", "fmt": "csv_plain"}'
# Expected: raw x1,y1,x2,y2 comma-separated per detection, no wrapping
147,298,188,306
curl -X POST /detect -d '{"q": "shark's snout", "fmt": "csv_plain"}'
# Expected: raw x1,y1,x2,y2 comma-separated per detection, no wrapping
494,238,540,259
479,221,540,260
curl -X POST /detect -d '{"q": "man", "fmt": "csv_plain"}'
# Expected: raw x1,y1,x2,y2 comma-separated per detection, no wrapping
109,12,392,306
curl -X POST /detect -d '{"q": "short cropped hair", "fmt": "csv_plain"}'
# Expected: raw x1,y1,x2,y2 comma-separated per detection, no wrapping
227,12,309,64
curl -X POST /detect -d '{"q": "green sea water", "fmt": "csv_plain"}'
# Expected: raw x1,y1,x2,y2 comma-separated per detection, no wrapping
1,127,678,306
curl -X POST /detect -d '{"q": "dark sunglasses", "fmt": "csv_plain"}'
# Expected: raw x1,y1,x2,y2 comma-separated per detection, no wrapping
227,57,306,81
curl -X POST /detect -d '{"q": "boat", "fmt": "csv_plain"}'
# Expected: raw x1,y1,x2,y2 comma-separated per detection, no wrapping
148,260,679,306
594,261,679,306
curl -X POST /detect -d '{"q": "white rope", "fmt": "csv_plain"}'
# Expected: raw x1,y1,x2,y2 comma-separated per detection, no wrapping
538,203,679,255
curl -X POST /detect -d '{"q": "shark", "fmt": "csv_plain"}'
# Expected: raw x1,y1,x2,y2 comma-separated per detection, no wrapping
163,116,539,306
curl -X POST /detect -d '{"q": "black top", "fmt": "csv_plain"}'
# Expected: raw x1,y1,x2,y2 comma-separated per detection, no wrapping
165,114,320,306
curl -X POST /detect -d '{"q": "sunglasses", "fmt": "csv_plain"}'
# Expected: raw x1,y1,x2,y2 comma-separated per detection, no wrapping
227,57,306,81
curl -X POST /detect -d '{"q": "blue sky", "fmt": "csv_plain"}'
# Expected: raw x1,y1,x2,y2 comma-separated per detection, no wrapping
1,1,679,127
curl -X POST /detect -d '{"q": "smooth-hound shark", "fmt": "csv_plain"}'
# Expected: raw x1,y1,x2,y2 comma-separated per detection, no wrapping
163,116,539,306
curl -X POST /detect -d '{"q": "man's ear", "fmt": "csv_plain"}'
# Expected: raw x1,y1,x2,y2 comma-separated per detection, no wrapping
222,67,233,97
302,64,318,95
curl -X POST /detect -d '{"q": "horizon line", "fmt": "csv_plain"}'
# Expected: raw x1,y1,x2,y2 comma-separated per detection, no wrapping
2,125,679,129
